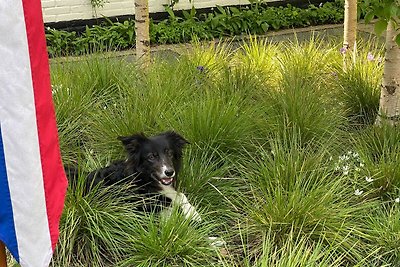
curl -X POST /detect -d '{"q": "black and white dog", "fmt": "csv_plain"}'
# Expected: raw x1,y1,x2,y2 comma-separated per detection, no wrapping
85,131,201,222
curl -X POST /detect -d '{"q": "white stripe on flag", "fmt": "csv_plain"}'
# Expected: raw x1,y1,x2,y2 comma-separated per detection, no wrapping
0,1,53,266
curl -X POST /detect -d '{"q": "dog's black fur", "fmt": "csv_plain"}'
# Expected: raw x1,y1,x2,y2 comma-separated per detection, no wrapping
82,131,189,210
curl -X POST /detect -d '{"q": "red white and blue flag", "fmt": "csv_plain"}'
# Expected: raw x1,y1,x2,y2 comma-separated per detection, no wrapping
0,0,68,266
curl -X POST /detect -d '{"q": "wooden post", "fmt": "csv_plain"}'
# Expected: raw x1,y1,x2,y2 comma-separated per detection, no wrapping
0,241,7,267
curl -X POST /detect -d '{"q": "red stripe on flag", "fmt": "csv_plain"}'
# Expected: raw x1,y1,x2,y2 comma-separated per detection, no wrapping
21,0,68,251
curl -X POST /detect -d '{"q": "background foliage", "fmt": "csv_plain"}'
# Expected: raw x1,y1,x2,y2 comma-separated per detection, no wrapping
46,0,345,57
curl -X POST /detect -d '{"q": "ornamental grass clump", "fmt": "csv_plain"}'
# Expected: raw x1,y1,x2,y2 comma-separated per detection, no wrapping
219,227,346,267
118,206,220,267
84,58,200,159
230,133,370,263
186,40,232,82
232,36,281,90
332,41,383,126
278,37,338,89
167,94,257,156
52,158,142,266
48,36,400,266
51,56,140,164
253,38,346,148
354,124,400,200
364,204,400,265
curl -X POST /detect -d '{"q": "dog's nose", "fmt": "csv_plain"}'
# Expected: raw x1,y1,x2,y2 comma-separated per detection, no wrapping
164,170,175,177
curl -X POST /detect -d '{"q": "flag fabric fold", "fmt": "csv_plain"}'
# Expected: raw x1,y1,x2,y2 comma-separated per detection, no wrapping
0,0,68,266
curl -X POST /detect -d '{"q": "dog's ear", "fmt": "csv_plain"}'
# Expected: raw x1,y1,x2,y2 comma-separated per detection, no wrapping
164,131,189,151
118,133,147,155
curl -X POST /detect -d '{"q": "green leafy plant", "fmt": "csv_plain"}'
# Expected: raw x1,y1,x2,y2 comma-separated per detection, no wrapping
46,1,345,57
362,0,400,45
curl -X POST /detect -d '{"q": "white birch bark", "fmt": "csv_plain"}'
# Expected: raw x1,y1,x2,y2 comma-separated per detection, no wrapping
376,20,400,126
135,0,150,66
343,0,357,60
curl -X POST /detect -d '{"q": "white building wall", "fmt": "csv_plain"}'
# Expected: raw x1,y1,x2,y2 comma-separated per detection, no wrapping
41,0,255,23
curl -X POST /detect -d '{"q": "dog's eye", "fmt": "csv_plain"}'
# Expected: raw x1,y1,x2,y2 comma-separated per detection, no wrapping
147,153,157,161
165,149,173,157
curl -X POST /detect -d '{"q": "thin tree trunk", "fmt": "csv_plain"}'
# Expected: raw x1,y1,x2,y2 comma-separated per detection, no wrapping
343,0,357,60
135,0,150,67
376,21,400,126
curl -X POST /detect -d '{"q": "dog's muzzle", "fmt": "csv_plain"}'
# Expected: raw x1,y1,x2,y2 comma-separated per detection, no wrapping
159,168,175,185
151,172,174,185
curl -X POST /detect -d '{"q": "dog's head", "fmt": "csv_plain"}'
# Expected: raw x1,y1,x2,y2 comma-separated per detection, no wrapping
118,131,189,186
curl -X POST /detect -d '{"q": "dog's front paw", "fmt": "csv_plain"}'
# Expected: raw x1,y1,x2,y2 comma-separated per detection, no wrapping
208,236,226,248
182,203,202,222
159,207,173,222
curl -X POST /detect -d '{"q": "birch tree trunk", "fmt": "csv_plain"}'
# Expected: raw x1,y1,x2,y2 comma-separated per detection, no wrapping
343,0,357,59
135,0,150,67
376,20,400,126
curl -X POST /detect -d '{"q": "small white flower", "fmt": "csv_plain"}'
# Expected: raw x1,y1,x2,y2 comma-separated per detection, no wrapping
339,155,350,161
354,189,363,196
352,152,359,158
395,198,400,203
365,176,374,183
342,165,350,175
359,162,365,168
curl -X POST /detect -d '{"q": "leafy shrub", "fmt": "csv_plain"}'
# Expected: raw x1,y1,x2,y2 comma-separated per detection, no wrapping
46,1,345,57
205,1,344,36
47,19,136,57
150,7,213,44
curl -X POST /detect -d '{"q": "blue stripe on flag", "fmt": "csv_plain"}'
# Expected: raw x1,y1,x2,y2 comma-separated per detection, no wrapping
0,124,19,261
